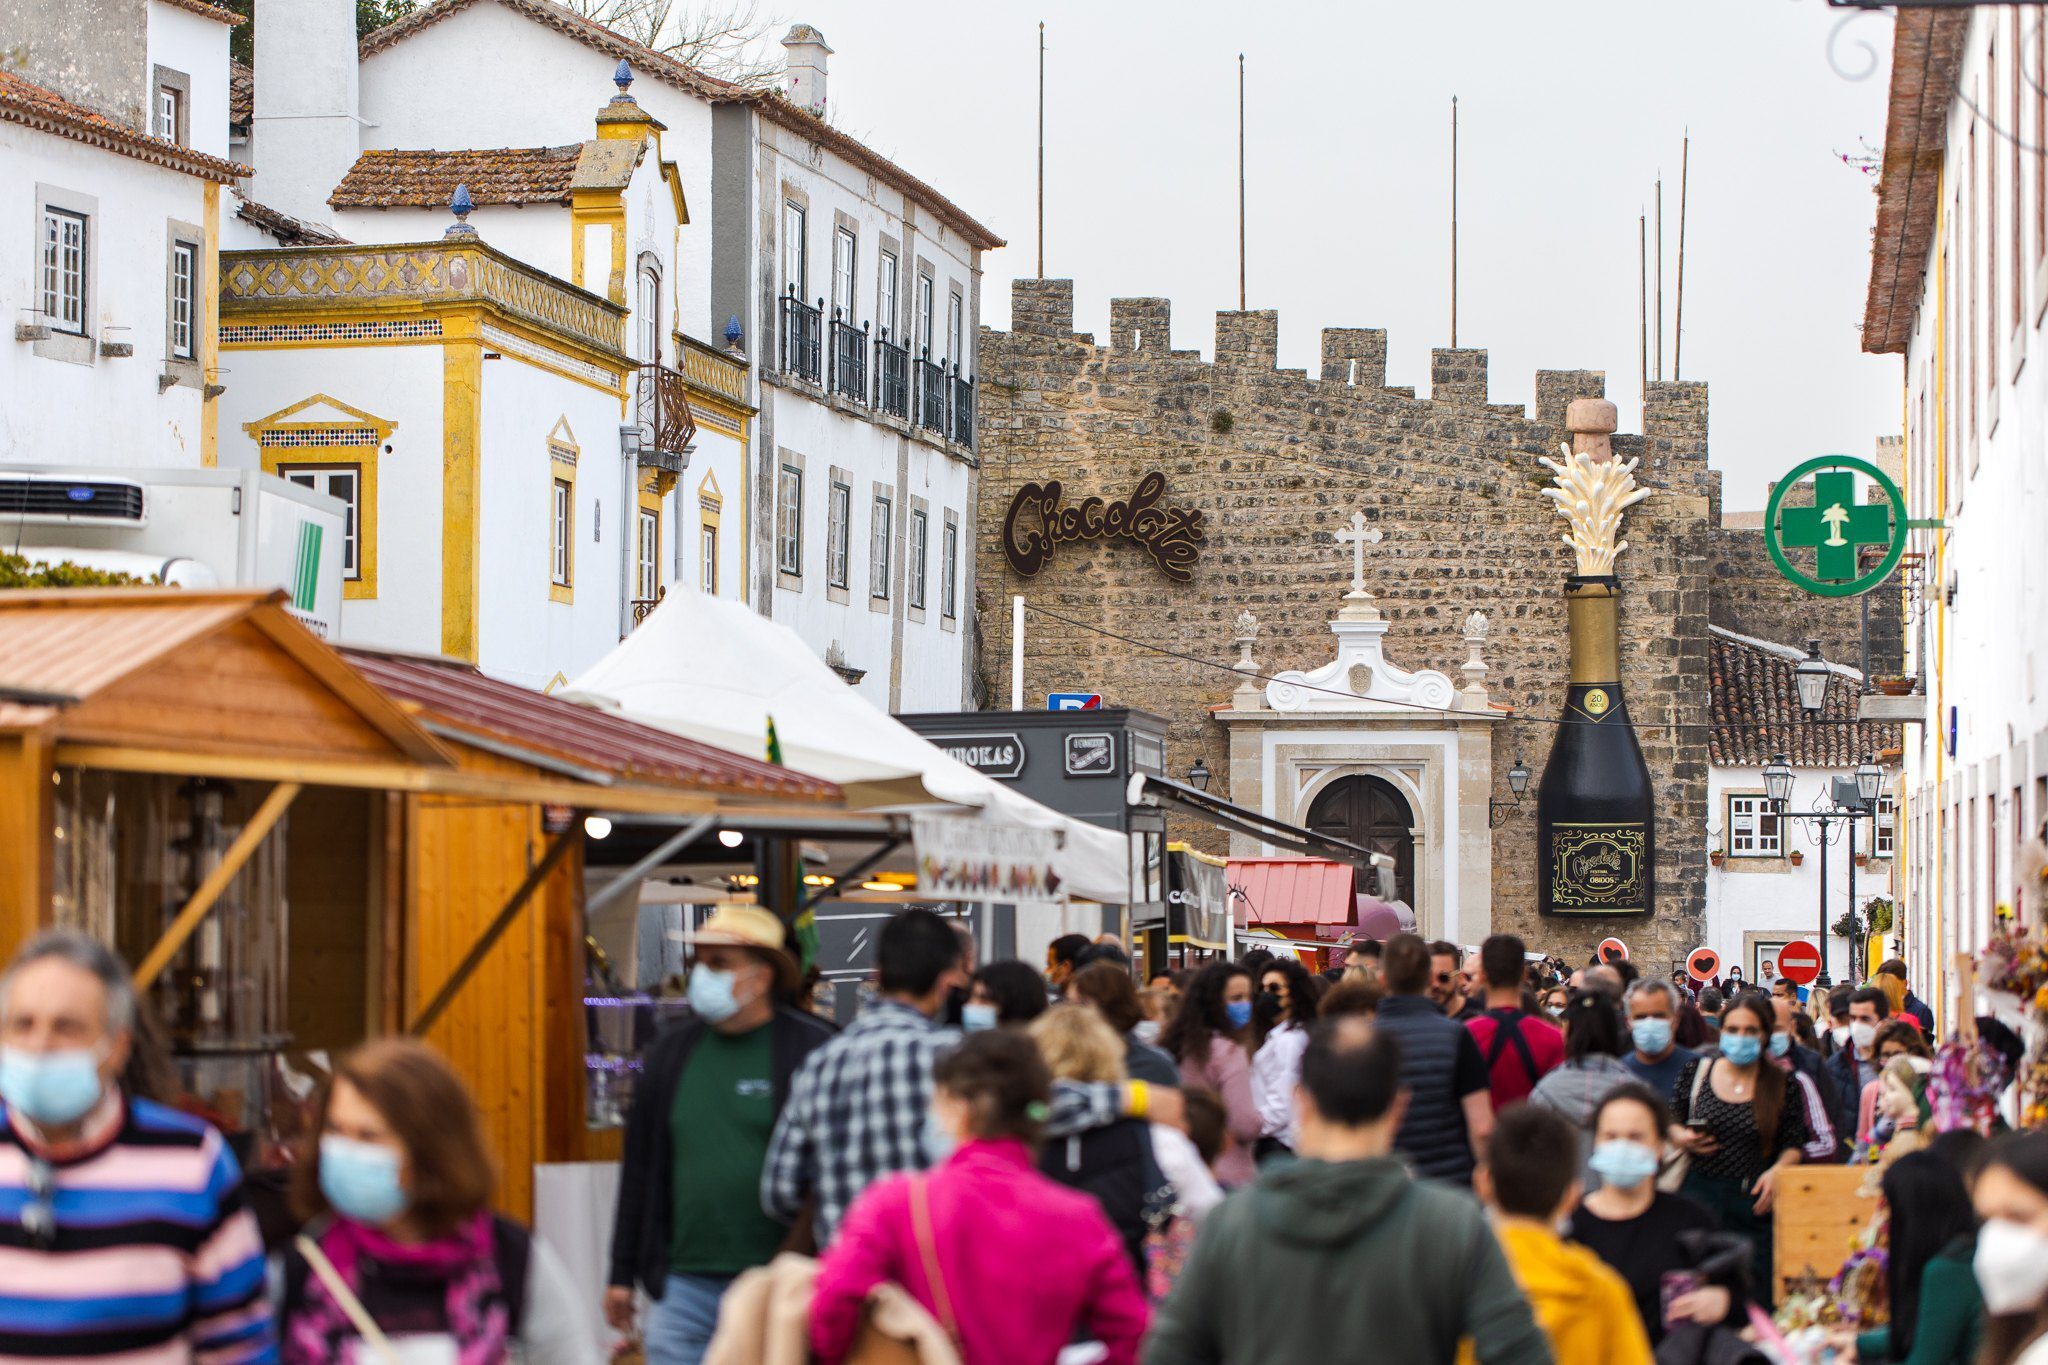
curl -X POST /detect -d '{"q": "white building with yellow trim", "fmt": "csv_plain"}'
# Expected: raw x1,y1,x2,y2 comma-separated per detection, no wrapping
231,0,999,709
0,0,245,467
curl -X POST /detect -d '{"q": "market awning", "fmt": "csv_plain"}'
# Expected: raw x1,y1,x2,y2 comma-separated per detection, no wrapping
1226,857,1356,931
1127,773,1377,870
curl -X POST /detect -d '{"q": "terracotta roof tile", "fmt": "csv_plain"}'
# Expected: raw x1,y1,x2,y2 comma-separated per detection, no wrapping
0,70,249,183
356,0,1003,249
330,145,584,208
235,195,347,245
1862,9,1969,354
229,60,253,127
156,0,245,24
1708,629,1901,768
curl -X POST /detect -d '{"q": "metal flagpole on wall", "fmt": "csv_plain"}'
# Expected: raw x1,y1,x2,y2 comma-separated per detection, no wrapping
1450,95,1459,348
1638,211,1648,399
1238,53,1247,311
1655,176,1664,382
1037,21,1045,279
1674,133,1690,381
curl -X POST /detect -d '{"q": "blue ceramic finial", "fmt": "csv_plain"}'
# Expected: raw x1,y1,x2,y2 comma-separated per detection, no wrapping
444,183,478,239
723,314,744,347
614,59,633,92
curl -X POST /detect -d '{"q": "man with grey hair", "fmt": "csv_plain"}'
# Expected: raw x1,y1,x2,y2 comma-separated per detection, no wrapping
1621,977,1696,1100
0,931,276,1360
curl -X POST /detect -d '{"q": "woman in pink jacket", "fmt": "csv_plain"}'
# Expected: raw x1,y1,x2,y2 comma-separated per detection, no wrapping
809,1030,1149,1365
1159,961,1262,1186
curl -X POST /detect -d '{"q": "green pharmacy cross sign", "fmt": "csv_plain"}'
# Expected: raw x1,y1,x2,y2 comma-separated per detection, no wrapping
1764,455,1908,598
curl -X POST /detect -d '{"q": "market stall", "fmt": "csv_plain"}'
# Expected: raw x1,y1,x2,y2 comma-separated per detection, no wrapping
1224,855,1359,969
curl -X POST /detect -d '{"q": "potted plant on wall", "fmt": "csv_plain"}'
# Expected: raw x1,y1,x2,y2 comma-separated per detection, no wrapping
1789,849,1805,866
1865,897,1894,937
1710,846,1727,867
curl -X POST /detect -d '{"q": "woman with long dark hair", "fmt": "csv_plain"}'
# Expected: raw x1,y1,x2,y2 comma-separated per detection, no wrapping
1971,1131,2048,1365
1529,989,1634,1134
1158,961,1260,1187
967,960,1050,1031
1667,992,1809,1304
1250,958,1318,1160
1828,1150,1981,1364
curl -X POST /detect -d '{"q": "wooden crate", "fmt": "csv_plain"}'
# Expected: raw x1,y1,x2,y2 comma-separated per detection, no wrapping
1773,1165,1879,1300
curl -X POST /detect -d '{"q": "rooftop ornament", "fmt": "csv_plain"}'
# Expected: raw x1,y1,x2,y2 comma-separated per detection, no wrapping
614,59,634,95
444,183,478,240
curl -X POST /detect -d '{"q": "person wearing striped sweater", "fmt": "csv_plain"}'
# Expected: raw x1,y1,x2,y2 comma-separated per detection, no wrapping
0,931,276,1363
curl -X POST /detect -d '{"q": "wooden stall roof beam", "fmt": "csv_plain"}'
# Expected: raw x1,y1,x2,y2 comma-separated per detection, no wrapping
409,826,579,1039
133,781,301,991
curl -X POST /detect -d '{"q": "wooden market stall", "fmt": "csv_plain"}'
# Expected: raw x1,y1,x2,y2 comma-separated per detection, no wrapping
0,589,842,1219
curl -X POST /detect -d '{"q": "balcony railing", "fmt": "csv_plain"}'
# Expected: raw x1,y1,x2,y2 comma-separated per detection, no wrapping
874,331,910,418
949,368,975,447
829,314,867,403
779,291,821,384
629,591,665,628
914,351,948,436
634,362,695,470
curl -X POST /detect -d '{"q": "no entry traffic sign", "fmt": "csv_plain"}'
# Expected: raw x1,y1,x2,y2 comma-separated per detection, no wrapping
1597,937,1629,965
1686,947,1721,983
1776,941,1823,986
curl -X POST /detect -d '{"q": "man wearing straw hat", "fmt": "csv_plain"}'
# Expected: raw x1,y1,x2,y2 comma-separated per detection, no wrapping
606,904,835,1365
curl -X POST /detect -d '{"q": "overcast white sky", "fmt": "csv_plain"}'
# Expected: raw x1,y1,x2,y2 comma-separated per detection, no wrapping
765,0,1901,509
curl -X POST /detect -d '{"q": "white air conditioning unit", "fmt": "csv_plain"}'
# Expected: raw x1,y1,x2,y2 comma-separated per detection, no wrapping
0,474,148,526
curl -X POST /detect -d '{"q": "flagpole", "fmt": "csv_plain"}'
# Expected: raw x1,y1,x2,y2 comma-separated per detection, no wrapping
1037,21,1046,278
1451,95,1459,348
1237,53,1247,311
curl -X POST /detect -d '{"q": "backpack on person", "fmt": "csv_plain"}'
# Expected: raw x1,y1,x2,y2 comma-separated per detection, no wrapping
1480,1007,1544,1088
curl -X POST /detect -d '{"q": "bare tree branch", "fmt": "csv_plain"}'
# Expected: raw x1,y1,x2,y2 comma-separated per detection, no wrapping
560,0,787,88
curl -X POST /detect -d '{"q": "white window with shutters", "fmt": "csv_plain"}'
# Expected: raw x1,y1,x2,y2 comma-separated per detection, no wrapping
41,207,86,334
828,480,851,589
637,507,659,600
777,464,803,575
550,478,573,586
941,518,958,619
700,522,718,594
1874,795,1897,856
870,494,892,599
833,227,857,319
170,241,197,359
1727,793,1783,857
783,201,807,299
908,508,928,610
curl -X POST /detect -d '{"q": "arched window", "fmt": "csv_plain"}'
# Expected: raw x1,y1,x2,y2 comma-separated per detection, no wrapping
1305,775,1416,904
636,256,661,363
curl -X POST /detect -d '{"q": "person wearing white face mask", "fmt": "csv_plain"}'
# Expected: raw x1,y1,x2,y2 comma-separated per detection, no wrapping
1826,986,1895,1147
1566,1085,1740,1347
283,1038,600,1363
605,904,834,1365
1972,1130,2048,1365
0,931,277,1361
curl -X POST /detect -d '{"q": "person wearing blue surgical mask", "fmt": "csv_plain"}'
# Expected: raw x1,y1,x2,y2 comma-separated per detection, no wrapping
1667,995,1812,1307
1622,979,1699,1105
0,931,277,1362
1159,960,1263,1187
283,1039,599,1363
1568,1085,1739,1346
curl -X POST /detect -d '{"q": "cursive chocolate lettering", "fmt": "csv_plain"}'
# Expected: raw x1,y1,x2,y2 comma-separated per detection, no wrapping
1001,471,1206,582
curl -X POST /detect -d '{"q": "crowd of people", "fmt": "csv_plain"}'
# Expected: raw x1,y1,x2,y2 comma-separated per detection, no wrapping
2,911,2045,1364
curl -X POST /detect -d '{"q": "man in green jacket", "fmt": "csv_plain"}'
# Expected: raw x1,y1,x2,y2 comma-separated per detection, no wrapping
1144,1017,1552,1365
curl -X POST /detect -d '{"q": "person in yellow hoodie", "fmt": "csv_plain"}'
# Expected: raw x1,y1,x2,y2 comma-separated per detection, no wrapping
1465,1102,1653,1365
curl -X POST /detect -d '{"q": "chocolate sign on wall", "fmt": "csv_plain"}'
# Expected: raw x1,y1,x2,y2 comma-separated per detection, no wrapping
1001,471,1205,581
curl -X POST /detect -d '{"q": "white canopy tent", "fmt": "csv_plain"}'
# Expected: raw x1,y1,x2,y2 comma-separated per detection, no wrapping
562,589,1135,904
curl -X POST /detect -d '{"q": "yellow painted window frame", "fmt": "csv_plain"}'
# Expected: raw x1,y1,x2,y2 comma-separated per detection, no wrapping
636,469,665,603
550,439,577,603
258,439,380,600
698,469,722,596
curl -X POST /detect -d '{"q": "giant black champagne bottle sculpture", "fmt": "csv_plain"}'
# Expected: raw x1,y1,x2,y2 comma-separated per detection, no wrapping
1534,445,1656,917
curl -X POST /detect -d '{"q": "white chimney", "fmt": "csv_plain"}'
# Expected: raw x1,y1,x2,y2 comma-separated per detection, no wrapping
248,0,360,224
780,24,832,117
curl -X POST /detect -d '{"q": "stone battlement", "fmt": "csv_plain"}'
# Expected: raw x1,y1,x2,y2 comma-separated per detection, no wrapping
1005,278,1705,445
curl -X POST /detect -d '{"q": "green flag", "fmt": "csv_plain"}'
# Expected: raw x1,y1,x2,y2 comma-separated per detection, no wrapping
766,715,783,766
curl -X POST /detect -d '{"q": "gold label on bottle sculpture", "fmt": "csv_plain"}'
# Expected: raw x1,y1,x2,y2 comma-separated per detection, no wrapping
1549,824,1648,912
1583,688,1609,715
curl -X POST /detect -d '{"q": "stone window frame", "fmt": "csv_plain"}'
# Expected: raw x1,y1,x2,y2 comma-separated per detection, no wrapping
868,480,893,610
151,65,191,146
875,234,903,345
775,448,806,591
780,183,812,304
905,495,929,621
1724,790,1784,859
163,217,205,388
940,509,959,631
34,184,97,365
825,464,852,603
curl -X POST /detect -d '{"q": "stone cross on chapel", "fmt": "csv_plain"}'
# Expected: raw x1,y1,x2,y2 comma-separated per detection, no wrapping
1335,511,1384,618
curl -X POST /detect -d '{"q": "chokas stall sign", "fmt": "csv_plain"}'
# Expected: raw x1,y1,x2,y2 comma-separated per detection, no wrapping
912,816,1065,903
1002,471,1205,581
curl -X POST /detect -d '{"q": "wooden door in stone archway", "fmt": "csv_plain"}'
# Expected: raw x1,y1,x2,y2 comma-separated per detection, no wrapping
1306,775,1416,904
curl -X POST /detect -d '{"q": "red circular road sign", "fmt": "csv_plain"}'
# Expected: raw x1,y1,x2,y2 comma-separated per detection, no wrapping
1597,937,1629,965
1776,941,1823,986
1687,948,1721,983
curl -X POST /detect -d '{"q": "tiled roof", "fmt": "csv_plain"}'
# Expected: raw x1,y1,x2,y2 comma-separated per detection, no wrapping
235,196,347,245
1708,627,1901,768
343,646,840,803
1226,857,1355,928
156,0,245,25
330,145,584,208
229,60,253,127
1862,9,1969,354
356,0,1004,248
0,70,249,183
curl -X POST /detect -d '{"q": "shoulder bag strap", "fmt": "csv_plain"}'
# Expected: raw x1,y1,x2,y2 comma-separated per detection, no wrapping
909,1177,959,1346
1687,1057,1713,1122
295,1234,402,1365
1481,1010,1541,1086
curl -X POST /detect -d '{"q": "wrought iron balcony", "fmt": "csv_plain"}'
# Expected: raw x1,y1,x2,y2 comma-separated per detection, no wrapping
629,590,665,628
914,351,948,436
779,290,822,384
949,367,975,447
829,313,868,403
633,362,695,472
874,330,910,418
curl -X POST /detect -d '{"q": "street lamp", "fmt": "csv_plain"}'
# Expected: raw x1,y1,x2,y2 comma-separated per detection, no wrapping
1854,754,1883,808
1187,756,1211,792
1794,640,1830,717
1490,758,1532,829
1763,753,1795,811
1508,758,1531,797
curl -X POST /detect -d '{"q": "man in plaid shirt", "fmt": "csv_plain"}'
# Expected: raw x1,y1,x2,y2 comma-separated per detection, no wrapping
763,910,1174,1243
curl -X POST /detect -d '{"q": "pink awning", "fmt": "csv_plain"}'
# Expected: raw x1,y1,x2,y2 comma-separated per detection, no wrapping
1227,857,1355,929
